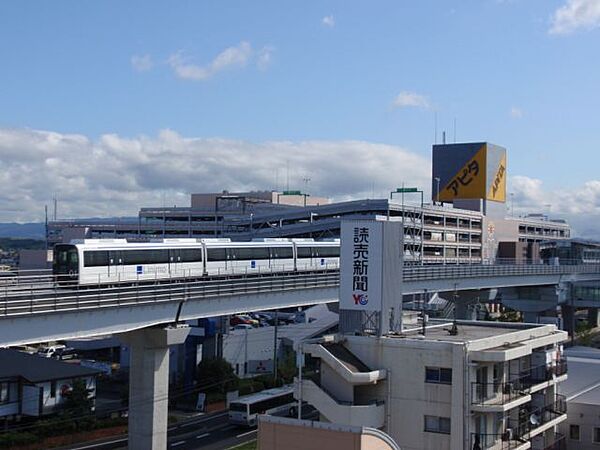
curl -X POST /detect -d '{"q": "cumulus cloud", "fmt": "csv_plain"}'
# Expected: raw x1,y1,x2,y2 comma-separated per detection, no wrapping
257,46,275,71
510,107,523,119
130,54,153,72
322,15,335,27
168,41,254,81
0,127,430,222
392,91,431,110
510,175,600,238
550,0,600,34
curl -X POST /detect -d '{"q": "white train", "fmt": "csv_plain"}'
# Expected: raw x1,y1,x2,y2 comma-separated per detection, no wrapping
53,238,340,285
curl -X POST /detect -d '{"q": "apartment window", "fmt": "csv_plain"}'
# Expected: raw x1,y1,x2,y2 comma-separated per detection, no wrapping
424,415,451,434
593,427,600,444
569,424,580,440
0,382,9,404
425,367,452,384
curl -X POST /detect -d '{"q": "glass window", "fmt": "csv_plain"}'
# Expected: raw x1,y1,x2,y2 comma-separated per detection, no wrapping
424,415,451,434
84,251,109,267
269,247,294,259
122,249,169,265
315,246,340,258
570,424,580,440
178,248,203,262
229,402,248,413
207,248,227,261
425,367,452,384
297,247,313,258
593,427,600,443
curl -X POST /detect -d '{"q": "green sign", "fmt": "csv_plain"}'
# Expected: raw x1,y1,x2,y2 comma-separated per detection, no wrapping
282,190,302,195
396,187,419,193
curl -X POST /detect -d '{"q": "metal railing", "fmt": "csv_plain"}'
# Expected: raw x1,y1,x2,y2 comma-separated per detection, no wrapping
470,432,524,450
471,380,528,406
1,262,600,318
509,395,567,438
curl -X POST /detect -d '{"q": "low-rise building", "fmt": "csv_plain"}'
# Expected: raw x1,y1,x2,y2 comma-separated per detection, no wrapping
297,321,568,450
0,349,100,426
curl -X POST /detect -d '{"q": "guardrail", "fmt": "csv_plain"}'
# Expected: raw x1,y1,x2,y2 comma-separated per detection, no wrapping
0,269,340,317
1,263,600,318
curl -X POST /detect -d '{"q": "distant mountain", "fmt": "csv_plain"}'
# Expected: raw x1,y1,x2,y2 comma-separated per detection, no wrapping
0,223,45,239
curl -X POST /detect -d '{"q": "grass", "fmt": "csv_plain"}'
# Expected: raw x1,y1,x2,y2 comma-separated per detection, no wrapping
227,440,257,450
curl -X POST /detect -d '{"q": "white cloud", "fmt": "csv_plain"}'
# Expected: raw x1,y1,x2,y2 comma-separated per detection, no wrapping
257,46,275,71
168,41,253,81
392,91,431,110
322,15,335,27
550,0,600,34
510,175,600,238
131,54,153,72
0,127,430,222
510,107,523,119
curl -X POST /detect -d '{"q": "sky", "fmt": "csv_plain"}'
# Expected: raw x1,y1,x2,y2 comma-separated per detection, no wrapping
0,0,599,237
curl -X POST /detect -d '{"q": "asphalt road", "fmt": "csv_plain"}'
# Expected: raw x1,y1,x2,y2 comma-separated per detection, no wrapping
62,411,256,450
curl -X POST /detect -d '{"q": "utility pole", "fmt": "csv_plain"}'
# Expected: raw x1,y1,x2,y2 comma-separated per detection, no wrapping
273,309,279,383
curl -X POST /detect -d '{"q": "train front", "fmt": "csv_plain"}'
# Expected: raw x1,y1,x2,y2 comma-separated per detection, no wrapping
53,244,80,284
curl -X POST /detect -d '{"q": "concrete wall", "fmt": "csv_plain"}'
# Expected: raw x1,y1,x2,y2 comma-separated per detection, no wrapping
346,337,455,450
559,401,600,449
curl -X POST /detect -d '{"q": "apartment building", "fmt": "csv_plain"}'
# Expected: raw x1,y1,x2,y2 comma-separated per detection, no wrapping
296,321,568,450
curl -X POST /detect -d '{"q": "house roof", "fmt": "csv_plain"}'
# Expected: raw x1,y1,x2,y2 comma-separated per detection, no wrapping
0,349,101,383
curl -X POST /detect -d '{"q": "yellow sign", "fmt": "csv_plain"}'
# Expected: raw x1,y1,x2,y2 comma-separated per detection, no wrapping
439,145,487,201
487,153,506,202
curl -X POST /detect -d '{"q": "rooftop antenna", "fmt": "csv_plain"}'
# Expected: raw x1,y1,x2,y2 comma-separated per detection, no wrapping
453,118,457,143
302,176,311,193
442,131,446,145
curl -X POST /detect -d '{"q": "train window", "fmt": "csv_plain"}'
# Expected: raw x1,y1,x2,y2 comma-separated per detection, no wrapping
315,247,340,258
84,251,109,267
178,248,203,262
207,248,227,261
229,247,270,260
122,249,169,265
296,247,313,258
269,247,293,259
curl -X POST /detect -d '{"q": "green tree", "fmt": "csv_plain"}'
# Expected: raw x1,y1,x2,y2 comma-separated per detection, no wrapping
197,358,239,393
62,379,94,417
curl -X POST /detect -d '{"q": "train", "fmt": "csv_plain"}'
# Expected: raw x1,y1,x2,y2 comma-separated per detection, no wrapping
53,238,340,285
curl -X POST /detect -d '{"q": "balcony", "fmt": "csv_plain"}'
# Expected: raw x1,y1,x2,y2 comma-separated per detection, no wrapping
509,395,567,439
471,381,530,412
470,433,529,450
294,378,385,428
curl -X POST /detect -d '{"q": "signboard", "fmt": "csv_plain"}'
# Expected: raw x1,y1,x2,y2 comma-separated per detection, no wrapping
340,221,383,311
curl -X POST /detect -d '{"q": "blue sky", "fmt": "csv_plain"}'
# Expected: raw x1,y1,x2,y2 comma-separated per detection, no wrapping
0,0,599,232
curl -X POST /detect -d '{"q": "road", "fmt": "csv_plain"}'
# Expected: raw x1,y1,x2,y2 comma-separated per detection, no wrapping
62,411,256,450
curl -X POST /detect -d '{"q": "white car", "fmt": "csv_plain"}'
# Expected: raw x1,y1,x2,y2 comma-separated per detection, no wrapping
233,324,253,331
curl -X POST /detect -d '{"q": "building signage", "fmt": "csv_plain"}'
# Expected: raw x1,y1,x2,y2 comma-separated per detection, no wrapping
340,220,383,312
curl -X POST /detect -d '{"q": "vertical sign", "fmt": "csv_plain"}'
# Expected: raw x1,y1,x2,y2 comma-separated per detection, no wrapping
340,220,383,311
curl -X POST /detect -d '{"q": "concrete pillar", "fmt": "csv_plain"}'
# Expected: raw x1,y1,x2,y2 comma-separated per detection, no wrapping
588,308,600,328
121,325,190,450
561,305,575,336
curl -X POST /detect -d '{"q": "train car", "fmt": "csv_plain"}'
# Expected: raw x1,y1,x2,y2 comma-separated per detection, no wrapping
53,238,340,286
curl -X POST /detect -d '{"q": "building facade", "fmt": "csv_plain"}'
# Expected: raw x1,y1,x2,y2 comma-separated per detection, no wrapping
296,321,568,450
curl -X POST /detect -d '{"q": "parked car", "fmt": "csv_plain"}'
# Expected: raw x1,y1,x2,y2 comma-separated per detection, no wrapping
233,324,253,331
36,344,66,358
53,347,78,360
230,315,254,327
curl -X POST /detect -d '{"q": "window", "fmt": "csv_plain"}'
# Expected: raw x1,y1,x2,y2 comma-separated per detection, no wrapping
50,381,56,399
569,424,580,440
269,247,294,259
314,246,340,258
207,248,227,261
122,249,169,265
593,427,600,444
297,247,313,258
425,367,452,384
0,382,9,404
84,251,109,267
424,415,451,434
228,247,270,260
178,248,203,262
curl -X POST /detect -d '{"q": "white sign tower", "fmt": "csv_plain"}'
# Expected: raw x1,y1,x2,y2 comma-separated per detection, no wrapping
339,217,403,336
